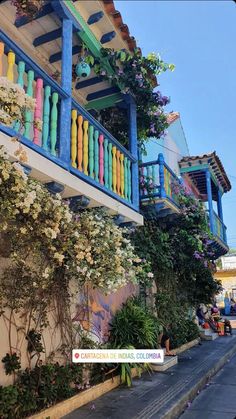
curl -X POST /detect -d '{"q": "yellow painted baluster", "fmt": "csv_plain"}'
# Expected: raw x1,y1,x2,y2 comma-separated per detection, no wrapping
112,146,117,193
116,150,121,195
7,51,15,82
120,153,124,198
0,42,4,76
77,115,83,171
71,110,77,168
83,120,89,175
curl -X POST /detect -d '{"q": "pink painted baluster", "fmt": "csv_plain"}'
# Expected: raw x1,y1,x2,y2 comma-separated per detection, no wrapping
33,78,43,145
99,133,104,185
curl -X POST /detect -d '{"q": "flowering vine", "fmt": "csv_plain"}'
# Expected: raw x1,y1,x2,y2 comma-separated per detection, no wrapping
91,48,174,151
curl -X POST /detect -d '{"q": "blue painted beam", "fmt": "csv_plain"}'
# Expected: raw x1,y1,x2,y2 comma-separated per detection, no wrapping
128,95,139,209
15,2,54,27
100,31,116,44
86,86,120,101
87,11,104,25
206,169,214,234
76,76,103,89
69,196,90,212
45,181,65,194
33,28,62,47
59,18,73,166
49,45,81,63
158,153,166,198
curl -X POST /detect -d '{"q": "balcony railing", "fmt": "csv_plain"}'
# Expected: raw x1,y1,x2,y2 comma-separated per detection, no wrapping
212,210,227,245
0,31,137,210
140,153,180,207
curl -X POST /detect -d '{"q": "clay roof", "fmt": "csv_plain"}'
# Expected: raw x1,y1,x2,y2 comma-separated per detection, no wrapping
179,152,231,193
166,112,180,125
102,0,138,52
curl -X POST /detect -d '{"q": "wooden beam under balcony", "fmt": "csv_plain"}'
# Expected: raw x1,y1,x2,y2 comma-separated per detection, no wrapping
86,86,120,102
100,31,116,44
76,76,103,90
15,2,54,27
33,28,63,47
87,11,104,25
49,45,82,63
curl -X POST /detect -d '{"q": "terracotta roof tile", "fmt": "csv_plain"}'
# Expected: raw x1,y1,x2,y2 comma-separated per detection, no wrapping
179,152,231,193
167,112,180,125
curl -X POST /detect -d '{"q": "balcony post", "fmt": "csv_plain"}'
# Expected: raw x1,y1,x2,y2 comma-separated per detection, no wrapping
205,169,214,233
217,189,227,242
158,153,166,198
128,95,139,210
59,18,72,166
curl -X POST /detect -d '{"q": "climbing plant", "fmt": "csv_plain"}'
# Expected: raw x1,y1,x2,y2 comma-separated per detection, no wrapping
91,48,174,151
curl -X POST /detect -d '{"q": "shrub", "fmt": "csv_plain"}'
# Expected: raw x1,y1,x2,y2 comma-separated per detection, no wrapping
108,298,159,349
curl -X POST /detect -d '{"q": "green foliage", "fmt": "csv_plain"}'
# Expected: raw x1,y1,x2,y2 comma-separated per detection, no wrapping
1,353,21,375
90,47,173,150
109,298,159,349
0,363,83,418
26,329,44,355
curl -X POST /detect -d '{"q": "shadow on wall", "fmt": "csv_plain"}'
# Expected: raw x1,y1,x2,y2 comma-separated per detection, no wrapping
73,283,138,342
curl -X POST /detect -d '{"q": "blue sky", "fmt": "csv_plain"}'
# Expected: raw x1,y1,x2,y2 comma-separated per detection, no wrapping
116,0,236,248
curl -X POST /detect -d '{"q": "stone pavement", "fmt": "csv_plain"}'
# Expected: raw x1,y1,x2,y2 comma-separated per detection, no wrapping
180,351,236,419
64,331,236,419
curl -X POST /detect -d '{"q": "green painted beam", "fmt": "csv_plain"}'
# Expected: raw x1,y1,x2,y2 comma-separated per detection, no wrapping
64,1,124,92
85,93,123,110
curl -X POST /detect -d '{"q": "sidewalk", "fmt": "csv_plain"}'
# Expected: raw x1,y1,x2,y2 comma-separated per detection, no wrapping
181,351,236,418
64,332,236,419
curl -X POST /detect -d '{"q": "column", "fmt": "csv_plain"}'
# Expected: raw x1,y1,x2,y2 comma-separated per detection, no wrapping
206,169,214,233
217,189,227,243
128,95,139,209
158,153,166,198
59,18,72,166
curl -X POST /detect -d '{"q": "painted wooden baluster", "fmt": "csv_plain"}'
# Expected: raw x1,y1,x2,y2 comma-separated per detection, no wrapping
77,115,83,171
108,142,113,191
127,160,131,202
89,125,94,178
33,78,43,145
14,61,25,131
124,156,128,200
94,129,99,182
104,138,109,188
24,70,34,139
0,42,4,76
112,146,117,193
42,86,51,151
120,153,124,198
7,51,15,82
152,164,156,193
50,92,59,156
83,120,89,175
99,134,104,185
116,150,121,195
71,109,77,168
147,165,151,190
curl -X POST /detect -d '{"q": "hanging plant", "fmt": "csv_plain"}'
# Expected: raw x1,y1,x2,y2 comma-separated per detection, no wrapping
89,48,174,151
11,0,45,18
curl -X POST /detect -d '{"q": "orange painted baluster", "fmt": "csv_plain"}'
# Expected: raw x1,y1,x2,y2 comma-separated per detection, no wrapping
71,109,77,168
0,42,4,76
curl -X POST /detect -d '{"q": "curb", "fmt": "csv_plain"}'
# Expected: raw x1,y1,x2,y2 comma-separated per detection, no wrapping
162,339,236,419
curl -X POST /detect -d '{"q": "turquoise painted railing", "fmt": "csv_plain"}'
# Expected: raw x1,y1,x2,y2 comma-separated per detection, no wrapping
0,32,137,210
140,153,180,206
70,100,135,205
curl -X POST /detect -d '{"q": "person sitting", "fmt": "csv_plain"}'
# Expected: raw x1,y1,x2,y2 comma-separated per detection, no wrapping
158,324,176,356
196,304,218,333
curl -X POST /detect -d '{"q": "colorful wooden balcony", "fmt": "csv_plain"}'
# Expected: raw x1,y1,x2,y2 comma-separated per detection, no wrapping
140,153,181,217
208,210,228,257
0,31,141,225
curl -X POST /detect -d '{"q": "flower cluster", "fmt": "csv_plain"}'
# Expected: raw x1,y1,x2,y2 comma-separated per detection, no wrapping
0,77,35,127
91,48,174,150
0,146,150,294
11,0,45,18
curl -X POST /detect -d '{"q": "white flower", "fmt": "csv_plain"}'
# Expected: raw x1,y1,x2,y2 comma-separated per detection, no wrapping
147,272,154,278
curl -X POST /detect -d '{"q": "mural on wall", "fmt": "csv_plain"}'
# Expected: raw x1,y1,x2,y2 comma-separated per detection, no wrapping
72,283,138,341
